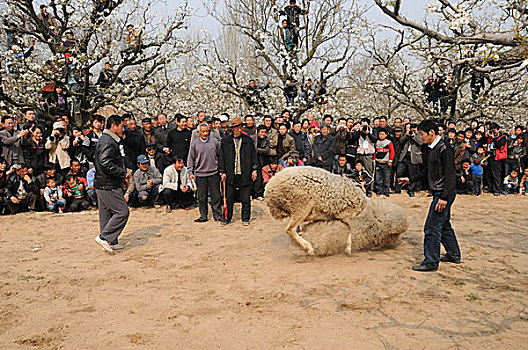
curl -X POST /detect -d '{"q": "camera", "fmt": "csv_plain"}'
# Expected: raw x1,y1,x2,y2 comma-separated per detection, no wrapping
362,125,368,132
56,128,65,134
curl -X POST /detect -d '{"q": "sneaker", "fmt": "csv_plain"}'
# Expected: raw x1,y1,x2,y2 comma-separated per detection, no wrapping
243,221,250,226
220,221,228,227
110,243,125,250
165,205,172,213
257,196,264,201
95,236,113,252
58,208,64,214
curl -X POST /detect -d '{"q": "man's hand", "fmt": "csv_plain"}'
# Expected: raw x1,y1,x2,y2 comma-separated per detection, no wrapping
125,173,132,180
373,161,376,168
318,157,323,161
397,177,410,186
163,147,170,155
17,130,29,138
10,197,19,204
146,179,153,188
67,192,73,197
388,161,392,167
251,170,257,182
124,193,130,202
461,177,465,184
181,185,189,193
48,201,53,206
435,199,447,212
78,183,84,191
189,174,195,181
220,173,227,182
23,175,32,183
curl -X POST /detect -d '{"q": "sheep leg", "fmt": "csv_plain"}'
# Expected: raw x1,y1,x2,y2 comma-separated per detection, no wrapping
285,216,314,256
344,233,352,256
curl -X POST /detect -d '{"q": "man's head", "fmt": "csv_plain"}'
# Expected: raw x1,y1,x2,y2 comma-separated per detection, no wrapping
477,146,485,155
196,111,206,123
394,117,402,128
257,125,267,138
417,119,440,145
44,163,56,176
172,156,184,171
16,164,28,178
244,115,255,127
70,159,81,174
249,80,256,88
378,128,388,141
464,128,473,140
65,175,77,187
373,117,380,128
338,155,347,167
438,124,445,136
198,123,209,140
282,109,290,121
394,127,403,138
157,113,167,126
306,113,314,122
230,117,245,137
278,123,288,136
92,115,105,131
23,108,36,122
176,114,187,129
456,130,465,143
269,157,278,171
107,115,125,138
355,160,364,171
462,160,470,171
447,129,456,140
514,125,523,136
379,116,388,128
447,120,456,130
128,118,137,131
2,115,15,131
0,157,7,172
323,114,333,126
263,115,273,128
141,117,152,131
289,0,296,6
360,117,370,127
40,5,47,14
127,24,134,32
186,118,195,130
320,124,329,137
137,155,149,171
146,143,156,155
203,116,214,130
490,122,500,135
104,63,112,70
292,121,302,133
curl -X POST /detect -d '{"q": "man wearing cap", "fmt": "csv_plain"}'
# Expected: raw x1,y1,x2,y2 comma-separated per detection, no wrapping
133,154,162,207
187,123,223,223
94,115,130,253
141,117,159,153
191,116,221,143
218,117,258,226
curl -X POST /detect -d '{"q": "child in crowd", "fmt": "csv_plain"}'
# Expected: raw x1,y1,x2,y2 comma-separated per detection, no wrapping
64,175,89,211
86,164,97,207
373,128,394,197
503,169,520,194
470,159,483,196
43,178,66,213
519,168,528,195
351,160,373,196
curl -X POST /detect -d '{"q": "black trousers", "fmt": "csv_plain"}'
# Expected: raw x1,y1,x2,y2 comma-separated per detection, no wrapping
225,175,251,223
161,188,194,209
6,192,38,214
196,175,222,221
396,156,422,193
488,158,504,194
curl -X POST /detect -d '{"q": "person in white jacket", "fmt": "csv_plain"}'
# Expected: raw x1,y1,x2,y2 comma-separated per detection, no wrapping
160,155,194,212
45,122,70,173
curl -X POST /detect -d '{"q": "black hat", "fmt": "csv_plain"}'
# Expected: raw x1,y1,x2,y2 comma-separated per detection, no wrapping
141,117,152,124
394,126,403,132
146,142,156,148
203,116,213,123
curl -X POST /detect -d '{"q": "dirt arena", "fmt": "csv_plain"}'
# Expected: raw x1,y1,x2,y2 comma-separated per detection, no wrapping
1,193,527,349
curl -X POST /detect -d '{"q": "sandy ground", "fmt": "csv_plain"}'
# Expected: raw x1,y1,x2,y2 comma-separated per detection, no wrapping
0,192,527,349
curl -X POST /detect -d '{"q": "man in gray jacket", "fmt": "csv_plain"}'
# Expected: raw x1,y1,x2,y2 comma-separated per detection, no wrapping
187,123,223,223
0,115,28,167
133,154,162,207
396,125,424,197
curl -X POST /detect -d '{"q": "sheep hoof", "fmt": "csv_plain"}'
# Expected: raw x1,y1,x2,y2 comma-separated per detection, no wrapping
344,247,352,256
306,246,315,256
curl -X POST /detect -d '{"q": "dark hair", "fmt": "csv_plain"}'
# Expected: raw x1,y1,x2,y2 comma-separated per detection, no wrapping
22,108,34,115
269,156,278,164
170,155,184,163
70,159,80,166
394,117,402,122
257,125,267,132
292,120,302,126
106,115,123,129
40,5,47,9
244,114,254,121
44,163,55,171
46,178,56,185
72,126,82,132
338,117,346,123
1,115,14,123
355,160,364,166
175,113,187,122
379,116,388,121
66,175,77,182
281,109,290,115
92,114,105,123
122,113,132,120
323,114,333,122
263,115,273,122
417,119,439,134
514,125,523,131
461,159,471,165
0,156,6,165
338,154,347,159
490,122,500,130
456,130,465,136
360,117,370,124
378,128,388,135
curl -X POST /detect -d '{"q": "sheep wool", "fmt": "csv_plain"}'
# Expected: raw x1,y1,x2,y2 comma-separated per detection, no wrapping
265,166,407,256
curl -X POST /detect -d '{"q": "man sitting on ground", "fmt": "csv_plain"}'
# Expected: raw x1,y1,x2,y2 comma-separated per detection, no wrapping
161,156,194,212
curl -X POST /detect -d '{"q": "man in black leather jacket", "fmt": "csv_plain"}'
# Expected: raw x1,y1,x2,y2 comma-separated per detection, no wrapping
94,115,130,252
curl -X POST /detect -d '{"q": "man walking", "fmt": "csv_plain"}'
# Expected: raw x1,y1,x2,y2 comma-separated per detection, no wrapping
219,117,258,226
187,123,223,223
399,119,461,272
94,115,130,252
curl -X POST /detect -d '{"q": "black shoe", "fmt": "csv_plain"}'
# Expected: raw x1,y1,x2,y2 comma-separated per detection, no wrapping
411,264,437,272
427,193,433,197
408,192,415,197
440,254,461,264
494,192,500,196
194,217,207,223
384,193,390,197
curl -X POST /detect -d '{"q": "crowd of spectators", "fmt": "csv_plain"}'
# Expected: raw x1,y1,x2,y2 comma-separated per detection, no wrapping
1,107,527,216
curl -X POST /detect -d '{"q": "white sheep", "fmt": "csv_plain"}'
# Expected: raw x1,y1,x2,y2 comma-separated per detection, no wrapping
264,166,407,256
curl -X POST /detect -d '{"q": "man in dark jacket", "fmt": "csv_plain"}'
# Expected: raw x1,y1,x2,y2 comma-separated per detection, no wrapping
4,164,38,214
219,117,258,226
167,114,191,164
399,119,460,272
94,115,130,253
123,118,145,170
289,121,311,165
396,126,423,197
313,124,336,171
